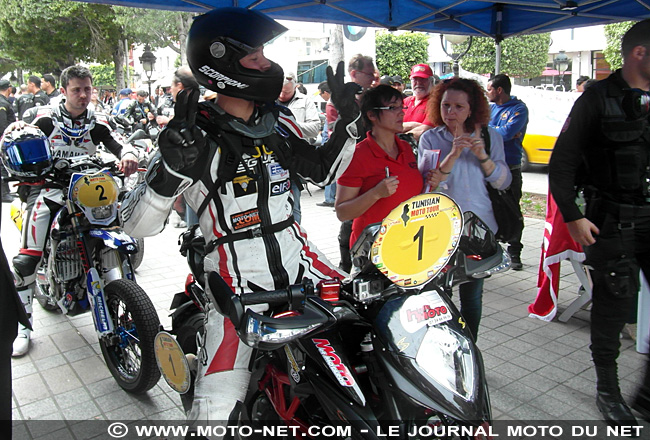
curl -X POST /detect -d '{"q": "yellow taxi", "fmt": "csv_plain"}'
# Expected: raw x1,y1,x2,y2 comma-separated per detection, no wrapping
521,133,556,171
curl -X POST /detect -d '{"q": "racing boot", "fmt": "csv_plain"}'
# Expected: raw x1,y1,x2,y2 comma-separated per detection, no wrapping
12,285,33,357
595,365,638,426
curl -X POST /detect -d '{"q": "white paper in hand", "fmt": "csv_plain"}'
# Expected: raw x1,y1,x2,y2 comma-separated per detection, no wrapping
418,149,440,193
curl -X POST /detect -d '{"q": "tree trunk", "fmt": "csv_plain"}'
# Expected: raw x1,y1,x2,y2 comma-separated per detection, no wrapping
177,13,193,64
330,25,345,68
113,40,126,91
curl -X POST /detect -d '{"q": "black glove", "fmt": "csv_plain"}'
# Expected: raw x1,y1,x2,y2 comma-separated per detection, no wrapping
158,88,206,173
327,61,362,120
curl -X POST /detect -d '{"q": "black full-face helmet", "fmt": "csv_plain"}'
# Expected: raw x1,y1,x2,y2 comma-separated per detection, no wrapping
187,7,287,103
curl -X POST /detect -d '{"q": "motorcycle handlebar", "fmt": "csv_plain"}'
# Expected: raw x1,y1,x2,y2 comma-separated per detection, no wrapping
239,289,293,307
210,273,314,327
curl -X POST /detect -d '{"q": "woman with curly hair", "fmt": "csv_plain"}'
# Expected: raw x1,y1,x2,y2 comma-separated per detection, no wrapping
419,77,512,339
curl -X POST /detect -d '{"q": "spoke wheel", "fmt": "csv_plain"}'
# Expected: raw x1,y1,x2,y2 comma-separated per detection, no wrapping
100,279,161,393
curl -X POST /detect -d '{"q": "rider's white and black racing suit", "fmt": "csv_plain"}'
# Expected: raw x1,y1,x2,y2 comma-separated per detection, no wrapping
119,100,358,424
11,104,135,351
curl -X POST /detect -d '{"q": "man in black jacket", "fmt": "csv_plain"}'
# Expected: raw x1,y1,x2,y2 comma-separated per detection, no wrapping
0,179,31,437
549,19,650,427
0,80,16,202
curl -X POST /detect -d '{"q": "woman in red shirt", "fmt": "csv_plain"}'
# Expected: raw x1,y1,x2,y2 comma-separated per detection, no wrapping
336,85,436,249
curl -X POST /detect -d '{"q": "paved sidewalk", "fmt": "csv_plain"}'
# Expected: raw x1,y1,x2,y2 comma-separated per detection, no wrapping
4,184,647,439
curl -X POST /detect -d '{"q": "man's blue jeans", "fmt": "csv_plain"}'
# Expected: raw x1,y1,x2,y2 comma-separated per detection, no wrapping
324,182,336,204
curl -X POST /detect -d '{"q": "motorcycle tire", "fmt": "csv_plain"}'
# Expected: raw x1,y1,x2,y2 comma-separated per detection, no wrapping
175,312,204,413
99,279,161,393
131,237,145,271
175,312,204,355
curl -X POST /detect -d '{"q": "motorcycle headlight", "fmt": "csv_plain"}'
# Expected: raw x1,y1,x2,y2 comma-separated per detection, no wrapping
239,306,328,350
243,315,320,348
91,204,115,220
415,326,476,401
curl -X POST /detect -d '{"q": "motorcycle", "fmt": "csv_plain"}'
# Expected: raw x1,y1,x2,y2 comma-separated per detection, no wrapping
156,193,509,437
12,155,161,393
10,157,146,272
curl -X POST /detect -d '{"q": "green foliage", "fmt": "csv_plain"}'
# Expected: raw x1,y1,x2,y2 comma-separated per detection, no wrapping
89,64,117,88
376,32,429,81
456,33,550,78
0,2,193,84
0,0,120,73
603,21,634,71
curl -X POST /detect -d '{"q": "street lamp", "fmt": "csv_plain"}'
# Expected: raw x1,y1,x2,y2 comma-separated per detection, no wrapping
554,50,570,91
440,34,473,77
139,44,157,98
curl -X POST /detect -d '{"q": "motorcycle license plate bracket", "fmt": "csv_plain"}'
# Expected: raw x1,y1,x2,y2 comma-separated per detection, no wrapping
154,331,192,394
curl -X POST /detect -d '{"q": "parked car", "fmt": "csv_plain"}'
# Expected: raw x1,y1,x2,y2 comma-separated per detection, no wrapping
521,132,556,171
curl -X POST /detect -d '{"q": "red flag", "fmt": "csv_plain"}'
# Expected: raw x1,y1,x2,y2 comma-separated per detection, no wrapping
528,191,585,321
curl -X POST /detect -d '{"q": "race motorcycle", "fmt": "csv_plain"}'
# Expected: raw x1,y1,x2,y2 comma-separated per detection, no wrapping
12,155,161,393
156,193,509,438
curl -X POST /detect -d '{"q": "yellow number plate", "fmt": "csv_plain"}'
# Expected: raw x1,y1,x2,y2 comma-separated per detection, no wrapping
372,193,462,287
70,171,118,208
154,331,191,394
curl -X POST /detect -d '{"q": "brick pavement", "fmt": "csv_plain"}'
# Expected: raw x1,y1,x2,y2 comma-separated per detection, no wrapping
3,184,647,439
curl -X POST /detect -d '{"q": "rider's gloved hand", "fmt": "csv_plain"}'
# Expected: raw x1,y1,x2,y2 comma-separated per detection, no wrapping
326,61,362,120
158,88,206,175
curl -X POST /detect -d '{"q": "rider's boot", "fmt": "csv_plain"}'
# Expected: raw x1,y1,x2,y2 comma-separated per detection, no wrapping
12,285,33,357
596,364,638,426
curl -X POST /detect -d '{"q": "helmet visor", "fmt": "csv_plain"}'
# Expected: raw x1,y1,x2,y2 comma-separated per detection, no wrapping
8,137,51,166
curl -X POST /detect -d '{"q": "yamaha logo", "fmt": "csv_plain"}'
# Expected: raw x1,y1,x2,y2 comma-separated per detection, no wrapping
209,42,226,59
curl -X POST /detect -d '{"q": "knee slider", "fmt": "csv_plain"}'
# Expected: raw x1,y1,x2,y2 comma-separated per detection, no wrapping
12,253,40,287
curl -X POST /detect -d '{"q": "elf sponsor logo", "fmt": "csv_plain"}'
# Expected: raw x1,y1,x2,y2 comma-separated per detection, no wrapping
198,65,250,90
407,304,449,323
271,179,290,196
230,209,261,230
313,339,355,387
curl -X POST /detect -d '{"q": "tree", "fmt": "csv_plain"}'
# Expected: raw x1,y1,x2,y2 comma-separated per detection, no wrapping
0,2,194,89
114,8,195,64
0,0,121,75
603,21,634,71
455,33,550,78
376,31,429,81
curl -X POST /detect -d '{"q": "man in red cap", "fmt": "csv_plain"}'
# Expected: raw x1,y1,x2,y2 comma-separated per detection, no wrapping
403,63,438,140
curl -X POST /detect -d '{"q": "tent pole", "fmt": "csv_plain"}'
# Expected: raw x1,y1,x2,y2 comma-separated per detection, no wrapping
495,41,501,74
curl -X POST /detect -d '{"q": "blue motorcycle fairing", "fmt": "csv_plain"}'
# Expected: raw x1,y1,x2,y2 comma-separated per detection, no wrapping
89,229,138,254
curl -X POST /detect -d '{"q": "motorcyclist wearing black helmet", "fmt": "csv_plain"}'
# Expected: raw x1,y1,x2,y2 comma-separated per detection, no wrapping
120,90,157,133
119,7,361,428
2,65,138,357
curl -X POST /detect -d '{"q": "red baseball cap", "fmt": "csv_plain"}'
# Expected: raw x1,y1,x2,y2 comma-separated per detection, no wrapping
410,63,433,79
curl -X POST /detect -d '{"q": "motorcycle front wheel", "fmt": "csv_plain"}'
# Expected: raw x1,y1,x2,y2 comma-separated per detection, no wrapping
99,279,161,393
130,237,145,271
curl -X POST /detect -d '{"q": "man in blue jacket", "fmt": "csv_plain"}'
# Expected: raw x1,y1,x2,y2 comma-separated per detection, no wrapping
487,74,529,270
